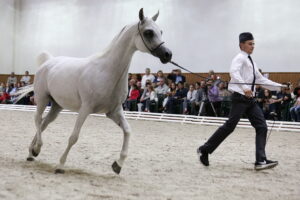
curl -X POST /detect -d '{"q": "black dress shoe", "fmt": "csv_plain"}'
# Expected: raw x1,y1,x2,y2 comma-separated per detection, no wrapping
197,147,209,166
254,159,278,171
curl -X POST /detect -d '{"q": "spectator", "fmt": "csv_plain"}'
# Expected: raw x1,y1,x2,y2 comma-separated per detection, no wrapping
167,69,186,84
0,90,10,104
154,70,167,83
183,84,197,114
194,80,207,115
155,79,169,112
261,89,277,119
163,82,177,113
125,84,140,111
218,81,232,117
145,85,158,112
0,82,5,92
7,72,17,85
140,82,152,111
20,71,31,85
290,87,300,122
276,85,292,121
141,68,155,89
207,79,221,116
9,83,20,103
128,79,137,97
168,81,188,113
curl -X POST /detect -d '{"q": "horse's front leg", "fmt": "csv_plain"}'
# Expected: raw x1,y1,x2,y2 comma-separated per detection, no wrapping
107,107,131,174
55,107,91,174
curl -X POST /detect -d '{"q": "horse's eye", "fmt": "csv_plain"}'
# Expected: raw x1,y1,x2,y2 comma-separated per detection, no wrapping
143,30,154,38
161,30,163,35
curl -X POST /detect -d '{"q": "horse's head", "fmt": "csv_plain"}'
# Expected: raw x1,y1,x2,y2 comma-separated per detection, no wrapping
135,8,172,64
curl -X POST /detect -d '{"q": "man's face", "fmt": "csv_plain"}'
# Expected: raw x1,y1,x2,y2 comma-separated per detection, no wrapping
145,68,150,75
240,40,255,55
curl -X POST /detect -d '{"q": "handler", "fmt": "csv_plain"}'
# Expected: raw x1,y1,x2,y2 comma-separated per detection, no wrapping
197,32,285,170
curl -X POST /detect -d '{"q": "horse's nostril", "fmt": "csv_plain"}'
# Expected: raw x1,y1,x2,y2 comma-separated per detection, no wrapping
165,52,170,59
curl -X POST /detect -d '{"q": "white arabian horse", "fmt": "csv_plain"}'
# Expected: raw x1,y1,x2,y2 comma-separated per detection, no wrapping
18,8,172,174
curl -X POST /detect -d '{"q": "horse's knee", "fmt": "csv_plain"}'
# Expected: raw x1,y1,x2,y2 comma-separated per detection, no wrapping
68,134,79,146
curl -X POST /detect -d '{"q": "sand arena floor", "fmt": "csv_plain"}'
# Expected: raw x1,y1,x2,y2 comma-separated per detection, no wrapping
0,110,299,200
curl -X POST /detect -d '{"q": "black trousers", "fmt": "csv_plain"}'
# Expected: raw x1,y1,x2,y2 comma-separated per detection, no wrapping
201,92,268,162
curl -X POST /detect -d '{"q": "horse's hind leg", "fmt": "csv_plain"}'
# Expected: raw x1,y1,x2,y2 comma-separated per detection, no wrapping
107,107,131,174
27,100,62,161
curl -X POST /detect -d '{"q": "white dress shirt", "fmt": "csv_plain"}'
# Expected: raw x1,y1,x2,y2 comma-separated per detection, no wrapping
228,51,282,96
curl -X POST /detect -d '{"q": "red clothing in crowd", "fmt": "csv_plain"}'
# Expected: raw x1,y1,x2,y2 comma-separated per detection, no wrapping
0,92,10,102
128,89,140,100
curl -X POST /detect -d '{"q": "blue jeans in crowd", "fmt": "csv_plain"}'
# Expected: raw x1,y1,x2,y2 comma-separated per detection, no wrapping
290,105,300,122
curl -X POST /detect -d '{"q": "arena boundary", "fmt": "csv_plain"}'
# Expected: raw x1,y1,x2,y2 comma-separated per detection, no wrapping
0,104,299,133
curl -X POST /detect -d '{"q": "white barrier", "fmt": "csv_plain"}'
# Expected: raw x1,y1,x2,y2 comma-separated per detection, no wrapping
0,104,299,132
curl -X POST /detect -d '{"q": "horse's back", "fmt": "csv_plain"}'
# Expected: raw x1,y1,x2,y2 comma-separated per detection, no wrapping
34,56,90,111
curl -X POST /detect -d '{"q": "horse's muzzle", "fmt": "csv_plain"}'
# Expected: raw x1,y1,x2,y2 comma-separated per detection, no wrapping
153,45,172,64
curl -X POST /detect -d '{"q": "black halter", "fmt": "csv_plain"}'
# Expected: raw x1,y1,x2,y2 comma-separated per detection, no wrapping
138,21,165,55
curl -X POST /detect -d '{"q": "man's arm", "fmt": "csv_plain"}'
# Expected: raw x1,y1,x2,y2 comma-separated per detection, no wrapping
255,69,283,91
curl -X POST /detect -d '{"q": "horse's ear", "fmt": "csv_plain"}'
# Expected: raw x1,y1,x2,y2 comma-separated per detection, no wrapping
152,10,159,21
139,8,145,22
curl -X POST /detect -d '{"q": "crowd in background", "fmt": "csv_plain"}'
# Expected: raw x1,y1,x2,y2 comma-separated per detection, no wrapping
1,69,300,122
124,68,300,122
0,71,34,105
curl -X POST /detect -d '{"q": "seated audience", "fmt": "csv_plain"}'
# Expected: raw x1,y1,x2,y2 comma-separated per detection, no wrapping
141,68,155,89
276,85,292,121
167,69,186,84
218,81,232,117
207,79,221,116
183,84,197,114
155,79,169,112
154,70,167,83
125,84,140,111
290,87,300,122
20,71,31,85
7,72,17,85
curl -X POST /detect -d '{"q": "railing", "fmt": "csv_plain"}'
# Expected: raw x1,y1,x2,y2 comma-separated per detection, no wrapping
0,104,299,133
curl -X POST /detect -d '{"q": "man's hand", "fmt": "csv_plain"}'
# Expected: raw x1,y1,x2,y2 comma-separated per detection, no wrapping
244,89,253,98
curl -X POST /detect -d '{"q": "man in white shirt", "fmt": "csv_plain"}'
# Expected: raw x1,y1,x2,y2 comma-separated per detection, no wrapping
7,72,17,85
141,68,155,89
197,32,284,171
20,71,31,85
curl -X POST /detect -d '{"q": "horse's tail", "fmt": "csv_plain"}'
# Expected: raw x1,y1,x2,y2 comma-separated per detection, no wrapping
13,84,34,104
37,52,52,66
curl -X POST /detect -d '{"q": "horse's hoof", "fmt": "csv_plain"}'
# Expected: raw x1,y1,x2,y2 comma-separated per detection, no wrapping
54,169,65,174
31,149,39,157
112,161,121,174
27,157,34,161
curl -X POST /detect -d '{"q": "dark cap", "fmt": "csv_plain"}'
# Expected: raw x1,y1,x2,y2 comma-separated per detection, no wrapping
239,32,254,43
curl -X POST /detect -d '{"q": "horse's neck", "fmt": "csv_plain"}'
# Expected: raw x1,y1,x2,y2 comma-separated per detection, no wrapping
92,24,137,80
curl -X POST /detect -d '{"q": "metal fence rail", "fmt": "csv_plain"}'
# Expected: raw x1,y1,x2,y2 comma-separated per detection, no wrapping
0,104,299,132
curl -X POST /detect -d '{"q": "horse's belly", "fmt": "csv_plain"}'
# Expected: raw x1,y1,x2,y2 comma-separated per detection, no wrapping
50,91,82,112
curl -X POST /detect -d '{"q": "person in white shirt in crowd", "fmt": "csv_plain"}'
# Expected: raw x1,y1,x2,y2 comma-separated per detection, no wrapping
155,79,169,112
145,85,158,112
154,70,167,83
7,72,17,85
183,84,197,114
197,32,285,171
20,71,31,85
141,68,155,89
